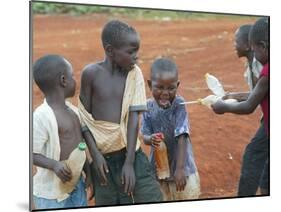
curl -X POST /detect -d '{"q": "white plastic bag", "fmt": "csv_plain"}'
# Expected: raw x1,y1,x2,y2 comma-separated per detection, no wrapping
205,73,225,97
204,73,237,106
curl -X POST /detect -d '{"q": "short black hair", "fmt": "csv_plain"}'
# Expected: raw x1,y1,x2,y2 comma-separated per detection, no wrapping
237,24,252,43
33,54,68,93
249,17,269,46
151,58,178,80
101,19,137,48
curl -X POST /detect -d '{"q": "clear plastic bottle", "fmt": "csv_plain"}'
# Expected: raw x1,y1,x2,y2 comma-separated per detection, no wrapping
59,142,87,194
204,73,238,107
154,133,170,180
205,73,225,97
198,95,237,108
180,73,238,107
198,95,220,108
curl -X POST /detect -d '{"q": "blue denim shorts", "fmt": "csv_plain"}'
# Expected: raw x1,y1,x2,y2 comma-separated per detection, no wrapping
33,177,87,210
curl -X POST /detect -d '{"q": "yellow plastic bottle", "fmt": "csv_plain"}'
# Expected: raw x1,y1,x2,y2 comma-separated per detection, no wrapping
59,142,87,194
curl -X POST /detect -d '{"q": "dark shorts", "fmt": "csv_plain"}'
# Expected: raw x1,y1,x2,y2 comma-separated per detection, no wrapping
259,159,269,191
93,148,163,206
238,120,269,196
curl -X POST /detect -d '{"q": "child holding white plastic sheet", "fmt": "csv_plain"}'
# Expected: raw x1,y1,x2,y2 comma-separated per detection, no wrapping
212,18,269,195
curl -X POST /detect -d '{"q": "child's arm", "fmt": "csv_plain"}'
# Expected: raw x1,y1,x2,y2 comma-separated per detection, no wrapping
174,98,192,191
221,72,260,102
122,111,138,195
82,127,109,185
222,92,250,102
174,134,188,192
80,65,109,185
123,67,148,194
142,134,152,145
79,66,93,113
141,106,164,147
212,75,268,114
33,153,72,183
252,75,259,88
83,159,94,200
33,111,72,183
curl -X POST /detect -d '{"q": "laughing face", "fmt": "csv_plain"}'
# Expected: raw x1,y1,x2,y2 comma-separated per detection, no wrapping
150,71,179,109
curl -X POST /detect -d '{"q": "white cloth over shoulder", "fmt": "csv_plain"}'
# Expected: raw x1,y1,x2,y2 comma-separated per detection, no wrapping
78,65,147,154
244,57,263,90
33,100,80,201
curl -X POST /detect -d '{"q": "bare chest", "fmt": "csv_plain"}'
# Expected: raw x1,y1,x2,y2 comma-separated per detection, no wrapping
53,108,82,160
93,74,127,101
91,72,128,123
54,109,78,134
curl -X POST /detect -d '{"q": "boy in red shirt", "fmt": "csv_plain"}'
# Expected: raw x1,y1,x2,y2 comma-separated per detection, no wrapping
211,17,269,194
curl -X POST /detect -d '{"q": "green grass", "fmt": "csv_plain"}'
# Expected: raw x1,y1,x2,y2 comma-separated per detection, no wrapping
32,2,259,20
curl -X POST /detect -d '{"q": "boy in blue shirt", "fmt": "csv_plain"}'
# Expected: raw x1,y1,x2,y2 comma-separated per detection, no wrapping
141,58,200,200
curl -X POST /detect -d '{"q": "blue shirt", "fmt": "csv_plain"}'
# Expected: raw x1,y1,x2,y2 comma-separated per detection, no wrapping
141,96,197,180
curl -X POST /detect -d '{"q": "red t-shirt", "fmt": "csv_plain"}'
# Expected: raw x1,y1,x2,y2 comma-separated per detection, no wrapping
259,63,269,135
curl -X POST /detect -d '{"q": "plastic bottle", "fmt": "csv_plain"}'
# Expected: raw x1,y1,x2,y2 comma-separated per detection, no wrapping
180,73,238,107
198,95,220,108
205,73,225,97
198,95,238,109
154,133,170,180
59,142,87,194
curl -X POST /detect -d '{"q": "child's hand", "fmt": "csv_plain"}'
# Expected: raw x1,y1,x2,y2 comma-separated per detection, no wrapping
53,161,72,183
121,162,135,195
150,133,165,148
92,152,109,186
211,99,228,114
222,92,245,102
222,92,234,100
174,168,186,192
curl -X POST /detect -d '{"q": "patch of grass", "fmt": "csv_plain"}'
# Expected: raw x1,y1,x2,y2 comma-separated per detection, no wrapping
32,2,259,20
32,2,111,15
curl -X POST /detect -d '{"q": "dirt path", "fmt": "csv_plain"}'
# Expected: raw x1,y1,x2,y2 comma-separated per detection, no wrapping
33,14,261,200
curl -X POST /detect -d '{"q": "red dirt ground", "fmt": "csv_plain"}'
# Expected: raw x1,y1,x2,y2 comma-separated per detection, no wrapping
32,14,262,201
